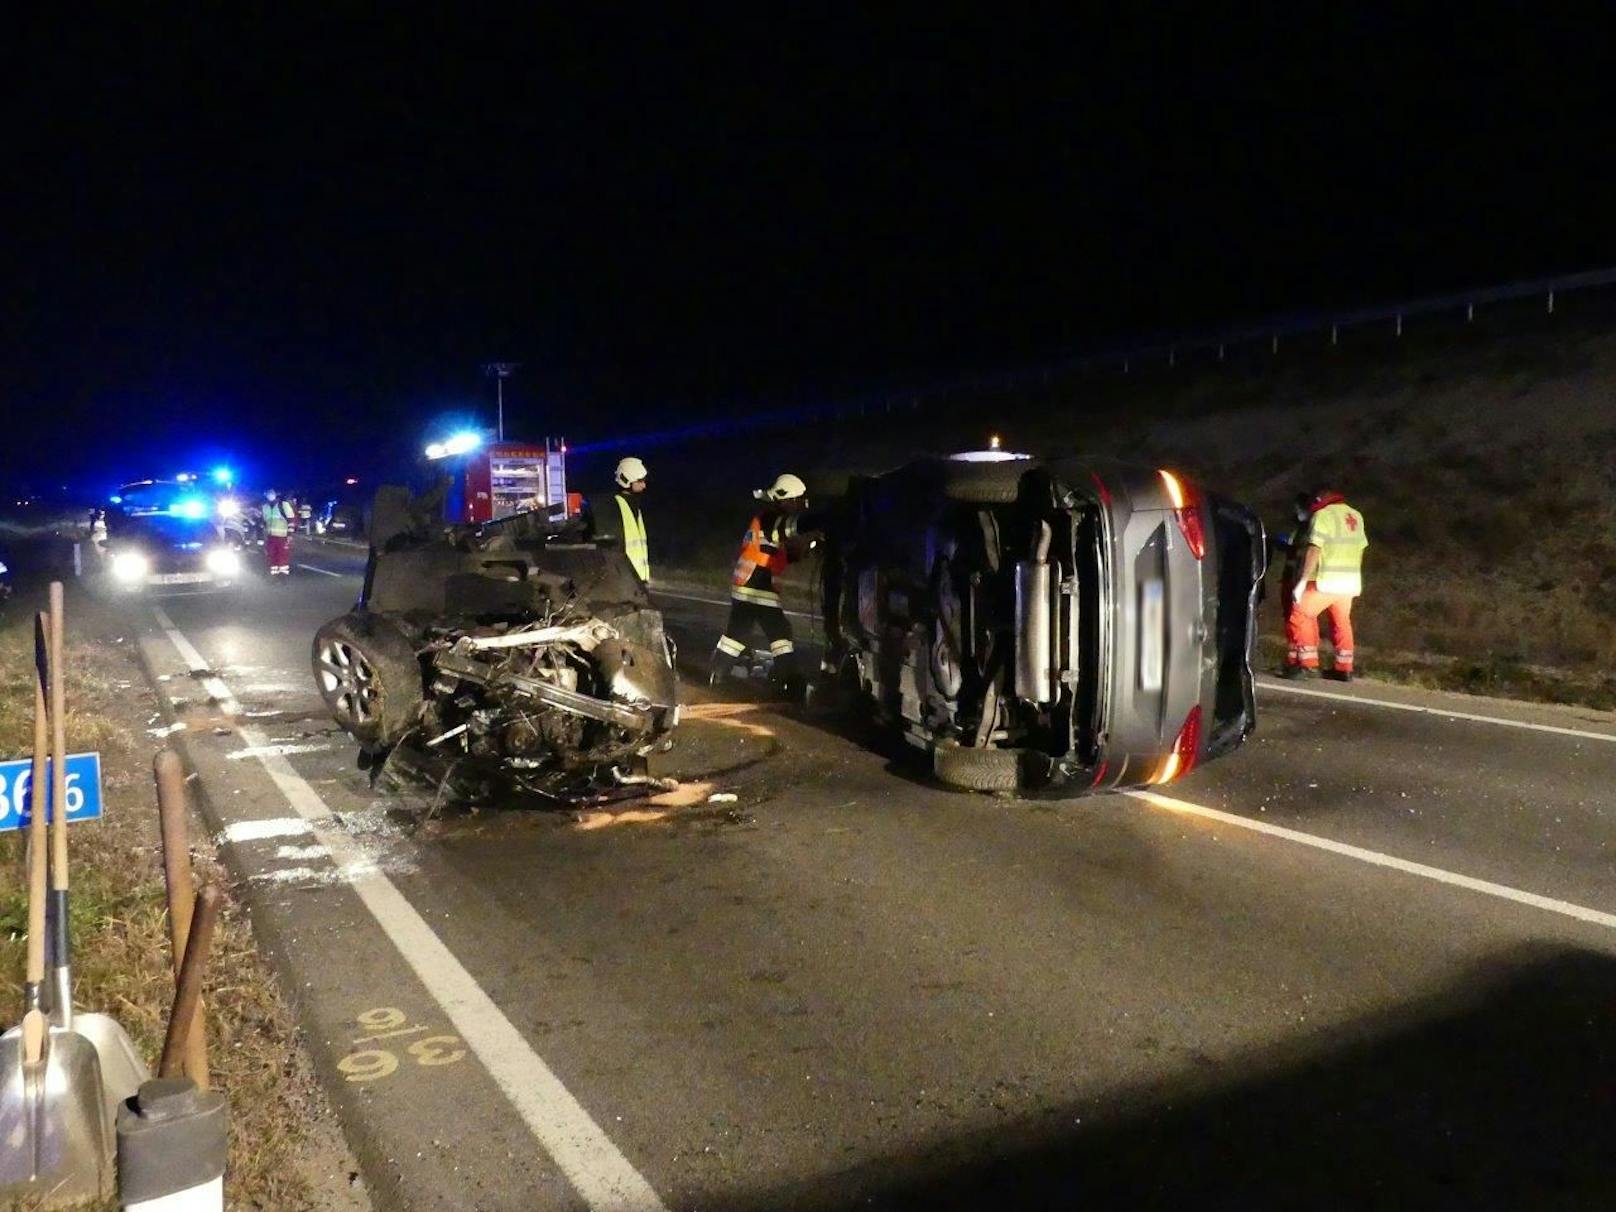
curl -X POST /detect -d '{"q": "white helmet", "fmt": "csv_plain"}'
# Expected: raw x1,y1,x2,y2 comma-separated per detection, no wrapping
755,473,807,501
615,456,648,488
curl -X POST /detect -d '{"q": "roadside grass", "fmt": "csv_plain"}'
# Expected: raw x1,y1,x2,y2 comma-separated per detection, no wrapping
0,593,327,1209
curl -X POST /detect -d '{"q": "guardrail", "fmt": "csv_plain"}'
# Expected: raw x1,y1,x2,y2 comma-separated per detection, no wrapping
572,265,1616,454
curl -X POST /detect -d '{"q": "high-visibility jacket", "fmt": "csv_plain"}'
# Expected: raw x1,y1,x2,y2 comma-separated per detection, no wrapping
731,511,797,605
614,493,650,582
262,500,294,538
1306,496,1368,595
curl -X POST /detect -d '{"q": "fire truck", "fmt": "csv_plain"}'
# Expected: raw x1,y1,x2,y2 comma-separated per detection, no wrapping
444,439,573,524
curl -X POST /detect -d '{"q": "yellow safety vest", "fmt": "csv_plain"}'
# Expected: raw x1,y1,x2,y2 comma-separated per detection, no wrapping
615,494,649,582
1308,501,1368,595
262,500,293,538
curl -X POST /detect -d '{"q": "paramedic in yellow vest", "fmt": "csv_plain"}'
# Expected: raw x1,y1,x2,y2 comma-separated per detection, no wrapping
612,457,651,583
1284,490,1368,680
262,488,296,576
710,473,814,698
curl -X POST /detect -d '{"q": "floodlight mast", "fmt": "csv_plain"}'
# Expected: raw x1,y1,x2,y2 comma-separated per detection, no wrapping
483,361,521,441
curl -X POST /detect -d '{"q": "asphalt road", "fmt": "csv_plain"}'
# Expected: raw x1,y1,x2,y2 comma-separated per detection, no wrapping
117,540,1616,1210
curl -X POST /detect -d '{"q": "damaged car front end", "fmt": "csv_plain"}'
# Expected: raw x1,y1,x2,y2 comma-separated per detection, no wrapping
312,485,678,801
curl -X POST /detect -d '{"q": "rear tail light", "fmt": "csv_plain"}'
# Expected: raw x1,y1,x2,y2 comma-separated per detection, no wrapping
1158,469,1206,560
1151,704,1203,785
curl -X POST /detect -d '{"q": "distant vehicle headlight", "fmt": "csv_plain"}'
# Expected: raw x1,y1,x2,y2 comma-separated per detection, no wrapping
205,548,241,577
111,551,150,583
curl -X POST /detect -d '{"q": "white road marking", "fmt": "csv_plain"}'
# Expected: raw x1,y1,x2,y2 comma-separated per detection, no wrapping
653,588,816,622
220,817,313,844
152,606,241,715
295,563,344,577
1257,677,1616,744
152,609,668,1212
1127,789,1616,931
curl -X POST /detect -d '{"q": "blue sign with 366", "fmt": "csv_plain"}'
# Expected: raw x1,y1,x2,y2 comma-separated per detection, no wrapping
0,753,104,832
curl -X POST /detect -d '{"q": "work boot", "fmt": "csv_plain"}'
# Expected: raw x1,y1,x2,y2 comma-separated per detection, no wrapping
1324,669,1354,683
1278,664,1319,680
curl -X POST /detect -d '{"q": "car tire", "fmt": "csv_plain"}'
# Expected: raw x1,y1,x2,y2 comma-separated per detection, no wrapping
940,464,1023,504
933,741,1021,792
311,613,423,749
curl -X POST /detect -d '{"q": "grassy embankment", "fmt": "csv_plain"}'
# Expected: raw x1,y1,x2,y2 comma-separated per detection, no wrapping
0,581,346,1209
611,303,1616,709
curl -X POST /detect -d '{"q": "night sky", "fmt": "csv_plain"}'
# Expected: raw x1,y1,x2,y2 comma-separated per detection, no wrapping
6,8,1613,489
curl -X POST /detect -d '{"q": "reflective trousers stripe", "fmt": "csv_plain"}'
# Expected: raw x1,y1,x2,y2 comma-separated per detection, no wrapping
768,639,795,655
715,635,747,657
730,586,781,605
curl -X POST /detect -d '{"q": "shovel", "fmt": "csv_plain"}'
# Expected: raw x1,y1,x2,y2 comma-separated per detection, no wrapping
0,609,112,1204
43,583,151,1120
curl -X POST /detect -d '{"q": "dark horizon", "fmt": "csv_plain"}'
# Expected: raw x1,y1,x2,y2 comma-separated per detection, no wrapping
7,9,1614,489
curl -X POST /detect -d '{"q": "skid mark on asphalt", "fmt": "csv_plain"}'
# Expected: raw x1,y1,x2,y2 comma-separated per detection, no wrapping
151,606,670,1212
1128,789,1616,931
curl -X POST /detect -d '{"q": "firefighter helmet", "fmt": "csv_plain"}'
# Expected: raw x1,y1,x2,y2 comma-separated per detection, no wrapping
756,473,807,502
615,457,649,488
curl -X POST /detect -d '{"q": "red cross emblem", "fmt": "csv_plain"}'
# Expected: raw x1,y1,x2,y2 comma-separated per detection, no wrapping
1345,513,1359,532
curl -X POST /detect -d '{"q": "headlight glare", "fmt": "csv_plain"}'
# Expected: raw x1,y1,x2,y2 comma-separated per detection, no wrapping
205,548,241,576
111,551,149,583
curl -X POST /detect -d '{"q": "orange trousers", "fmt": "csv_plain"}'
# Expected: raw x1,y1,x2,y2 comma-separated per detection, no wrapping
1286,587,1355,671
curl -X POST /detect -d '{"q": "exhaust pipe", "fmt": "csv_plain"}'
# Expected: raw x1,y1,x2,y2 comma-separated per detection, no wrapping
1015,522,1055,703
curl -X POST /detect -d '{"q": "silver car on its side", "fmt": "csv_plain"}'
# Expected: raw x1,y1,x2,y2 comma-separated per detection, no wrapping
820,452,1266,795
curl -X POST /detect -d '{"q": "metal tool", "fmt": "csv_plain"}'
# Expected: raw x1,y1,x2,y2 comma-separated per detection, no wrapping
0,609,113,1204
43,583,151,1122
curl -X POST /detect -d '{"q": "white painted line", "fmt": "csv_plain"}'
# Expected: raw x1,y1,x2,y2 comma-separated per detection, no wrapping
296,563,344,577
151,609,668,1212
152,606,241,716
219,817,313,844
1127,789,1616,931
653,588,816,622
1257,677,1616,744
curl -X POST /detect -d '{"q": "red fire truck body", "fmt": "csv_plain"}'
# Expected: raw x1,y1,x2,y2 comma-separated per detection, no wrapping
458,440,570,524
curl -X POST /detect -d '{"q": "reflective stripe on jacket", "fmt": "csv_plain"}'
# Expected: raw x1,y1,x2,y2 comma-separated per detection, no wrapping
1307,499,1368,595
262,501,294,537
615,493,650,582
731,512,795,604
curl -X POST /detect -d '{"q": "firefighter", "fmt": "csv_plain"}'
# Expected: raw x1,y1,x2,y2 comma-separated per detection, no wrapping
611,456,651,583
1284,490,1368,680
710,473,816,698
262,488,296,577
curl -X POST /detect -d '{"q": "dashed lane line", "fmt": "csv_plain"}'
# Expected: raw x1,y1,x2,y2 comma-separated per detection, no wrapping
150,606,669,1212
1256,677,1616,744
1126,788,1616,932
295,562,344,577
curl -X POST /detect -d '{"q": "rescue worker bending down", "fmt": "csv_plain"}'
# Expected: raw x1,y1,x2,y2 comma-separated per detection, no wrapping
711,473,817,698
1284,490,1368,680
611,457,651,583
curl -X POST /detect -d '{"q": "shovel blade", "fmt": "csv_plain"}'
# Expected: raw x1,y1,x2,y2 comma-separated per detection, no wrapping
73,1011,152,1118
0,1025,113,1204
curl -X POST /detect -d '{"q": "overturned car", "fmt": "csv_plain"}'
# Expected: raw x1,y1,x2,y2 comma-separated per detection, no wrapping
312,486,678,799
820,453,1265,795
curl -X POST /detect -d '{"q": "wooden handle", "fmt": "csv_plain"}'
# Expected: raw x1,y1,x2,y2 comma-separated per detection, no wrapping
25,615,49,988
48,583,67,895
155,750,210,1088
159,884,222,1080
21,1009,45,1066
